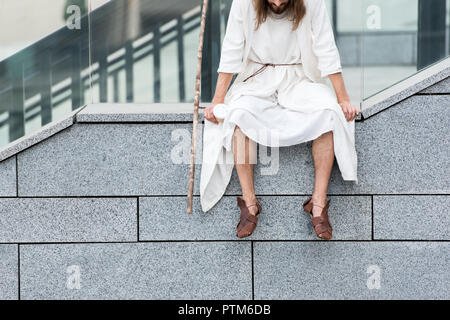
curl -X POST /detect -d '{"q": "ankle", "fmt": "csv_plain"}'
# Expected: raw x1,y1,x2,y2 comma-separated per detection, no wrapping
311,195,326,207
242,195,257,205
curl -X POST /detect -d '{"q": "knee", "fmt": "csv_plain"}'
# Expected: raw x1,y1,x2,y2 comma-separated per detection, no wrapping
314,130,333,141
233,125,248,147
233,125,242,137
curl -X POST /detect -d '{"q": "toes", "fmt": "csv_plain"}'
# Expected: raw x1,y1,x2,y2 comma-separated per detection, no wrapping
236,226,252,238
319,232,332,240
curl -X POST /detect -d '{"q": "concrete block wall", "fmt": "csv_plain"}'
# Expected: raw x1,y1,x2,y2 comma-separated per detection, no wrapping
0,77,448,299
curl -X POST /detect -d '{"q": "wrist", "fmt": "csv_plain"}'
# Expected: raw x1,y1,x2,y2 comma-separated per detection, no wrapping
212,98,225,105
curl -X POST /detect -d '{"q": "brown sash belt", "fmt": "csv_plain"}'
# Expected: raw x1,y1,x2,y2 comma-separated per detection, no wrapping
242,61,302,82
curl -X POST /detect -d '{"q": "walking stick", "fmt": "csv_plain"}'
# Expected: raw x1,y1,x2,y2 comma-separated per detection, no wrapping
187,0,209,214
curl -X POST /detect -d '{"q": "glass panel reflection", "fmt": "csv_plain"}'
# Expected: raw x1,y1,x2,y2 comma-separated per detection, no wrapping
0,0,94,148
88,0,201,104
362,0,418,99
361,0,449,100
1,0,449,149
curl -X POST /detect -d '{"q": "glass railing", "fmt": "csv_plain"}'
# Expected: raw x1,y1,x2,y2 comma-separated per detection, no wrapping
361,0,450,99
87,0,202,104
0,0,203,148
0,0,449,149
324,0,450,103
0,0,95,147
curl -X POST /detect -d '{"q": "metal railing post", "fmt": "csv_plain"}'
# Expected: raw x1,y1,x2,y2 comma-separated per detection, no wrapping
9,61,25,141
418,0,447,69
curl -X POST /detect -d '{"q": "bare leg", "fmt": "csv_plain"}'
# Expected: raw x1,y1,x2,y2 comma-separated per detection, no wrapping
233,125,259,216
311,130,334,217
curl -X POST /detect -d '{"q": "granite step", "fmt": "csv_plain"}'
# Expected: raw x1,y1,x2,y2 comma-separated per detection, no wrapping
7,241,447,300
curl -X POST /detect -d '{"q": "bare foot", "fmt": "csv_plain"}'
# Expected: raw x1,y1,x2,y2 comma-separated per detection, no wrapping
311,197,326,217
243,197,259,216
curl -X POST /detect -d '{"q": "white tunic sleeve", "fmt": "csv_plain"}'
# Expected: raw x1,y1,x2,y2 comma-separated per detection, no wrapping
309,0,342,78
217,0,246,74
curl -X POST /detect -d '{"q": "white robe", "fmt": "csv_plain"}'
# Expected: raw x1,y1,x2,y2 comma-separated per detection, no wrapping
199,0,358,213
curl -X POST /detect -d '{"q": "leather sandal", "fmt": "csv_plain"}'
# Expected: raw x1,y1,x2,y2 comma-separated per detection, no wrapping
302,196,333,240
236,196,262,238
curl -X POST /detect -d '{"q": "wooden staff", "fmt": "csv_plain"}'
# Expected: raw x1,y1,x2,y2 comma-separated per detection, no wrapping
187,0,209,214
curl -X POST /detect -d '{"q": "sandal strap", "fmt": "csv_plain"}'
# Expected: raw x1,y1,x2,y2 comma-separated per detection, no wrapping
303,196,326,213
314,222,331,234
236,196,261,229
236,197,247,230
247,202,261,215
237,210,247,226
237,197,261,214
312,216,329,225
237,196,260,209
244,211,259,224
304,197,332,239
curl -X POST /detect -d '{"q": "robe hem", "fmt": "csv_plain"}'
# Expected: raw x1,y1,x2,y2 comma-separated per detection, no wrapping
221,112,358,188
200,155,235,213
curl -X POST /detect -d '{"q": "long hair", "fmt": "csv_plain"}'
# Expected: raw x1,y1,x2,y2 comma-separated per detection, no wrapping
253,0,306,31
